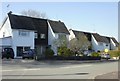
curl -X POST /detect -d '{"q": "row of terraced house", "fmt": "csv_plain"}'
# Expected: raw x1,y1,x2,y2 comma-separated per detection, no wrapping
0,12,119,58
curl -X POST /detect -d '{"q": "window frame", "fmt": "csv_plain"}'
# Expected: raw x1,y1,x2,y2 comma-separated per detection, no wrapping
40,33,46,39
19,30,30,37
34,32,38,39
99,42,103,46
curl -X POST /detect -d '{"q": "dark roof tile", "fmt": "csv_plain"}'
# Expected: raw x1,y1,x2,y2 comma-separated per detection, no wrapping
111,37,119,46
8,14,36,30
92,33,109,43
48,20,69,34
72,30,91,41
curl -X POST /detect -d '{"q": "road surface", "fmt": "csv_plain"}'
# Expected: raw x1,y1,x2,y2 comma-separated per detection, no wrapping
1,59,118,79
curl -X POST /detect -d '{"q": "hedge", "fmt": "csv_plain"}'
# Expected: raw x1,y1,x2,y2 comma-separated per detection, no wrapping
108,50,120,57
58,47,74,57
91,52,100,57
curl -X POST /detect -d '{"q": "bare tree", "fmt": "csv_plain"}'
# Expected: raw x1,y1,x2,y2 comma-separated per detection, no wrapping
69,33,91,54
21,9,47,19
51,34,68,55
53,34,68,48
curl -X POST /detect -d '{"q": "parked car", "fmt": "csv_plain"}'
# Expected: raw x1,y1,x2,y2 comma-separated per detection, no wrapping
22,49,35,59
2,48,14,59
101,53,110,60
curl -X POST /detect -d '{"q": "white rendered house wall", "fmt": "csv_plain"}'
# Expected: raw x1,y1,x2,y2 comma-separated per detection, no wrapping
0,17,12,38
47,21,58,55
12,29,35,57
110,39,117,50
92,35,110,52
69,30,75,41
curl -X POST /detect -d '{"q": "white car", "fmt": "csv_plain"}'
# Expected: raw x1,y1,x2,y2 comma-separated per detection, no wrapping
101,53,110,60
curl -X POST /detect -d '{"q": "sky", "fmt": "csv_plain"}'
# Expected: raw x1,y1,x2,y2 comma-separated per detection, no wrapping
0,2,118,41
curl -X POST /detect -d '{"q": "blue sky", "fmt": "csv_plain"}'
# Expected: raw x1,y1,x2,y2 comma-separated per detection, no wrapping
1,2,118,40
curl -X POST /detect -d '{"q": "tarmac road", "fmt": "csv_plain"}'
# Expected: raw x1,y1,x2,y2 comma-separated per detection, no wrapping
1,59,118,79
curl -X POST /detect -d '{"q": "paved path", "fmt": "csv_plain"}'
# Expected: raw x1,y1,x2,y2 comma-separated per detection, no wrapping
95,71,119,79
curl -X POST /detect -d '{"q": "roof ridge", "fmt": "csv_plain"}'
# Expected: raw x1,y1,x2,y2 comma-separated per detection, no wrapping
48,19,63,23
9,13,47,20
72,29,94,34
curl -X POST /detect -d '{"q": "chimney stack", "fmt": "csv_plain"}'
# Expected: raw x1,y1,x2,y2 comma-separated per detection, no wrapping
8,11,12,15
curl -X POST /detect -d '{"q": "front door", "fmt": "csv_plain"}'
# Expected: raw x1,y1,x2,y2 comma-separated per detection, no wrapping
17,47,23,57
35,45,46,58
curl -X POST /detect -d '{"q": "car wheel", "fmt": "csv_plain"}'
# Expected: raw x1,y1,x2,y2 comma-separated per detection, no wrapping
6,57,9,59
11,57,14,59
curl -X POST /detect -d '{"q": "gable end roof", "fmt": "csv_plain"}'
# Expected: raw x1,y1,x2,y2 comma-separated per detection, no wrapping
111,37,119,46
92,33,109,43
72,30,91,41
8,14,36,30
48,20,70,34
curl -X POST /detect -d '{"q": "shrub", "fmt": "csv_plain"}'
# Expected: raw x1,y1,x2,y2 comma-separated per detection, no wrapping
45,48,54,58
57,46,65,56
58,46,74,57
91,52,100,57
108,50,120,57
64,48,74,57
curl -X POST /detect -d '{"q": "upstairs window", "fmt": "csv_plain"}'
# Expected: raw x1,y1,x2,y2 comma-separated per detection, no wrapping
3,32,5,37
19,30,29,36
34,32,38,39
40,34,45,39
106,44,108,46
99,42,103,46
